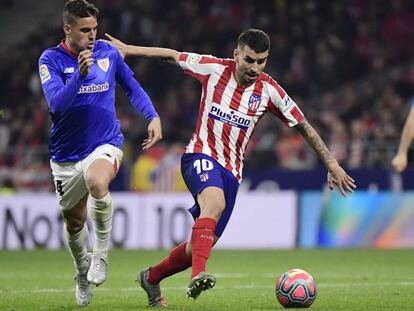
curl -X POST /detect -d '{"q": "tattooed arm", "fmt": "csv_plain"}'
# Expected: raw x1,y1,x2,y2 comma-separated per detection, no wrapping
294,118,356,196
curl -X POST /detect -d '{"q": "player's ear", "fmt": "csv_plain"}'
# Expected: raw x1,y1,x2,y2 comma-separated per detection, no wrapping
63,24,71,38
233,48,239,62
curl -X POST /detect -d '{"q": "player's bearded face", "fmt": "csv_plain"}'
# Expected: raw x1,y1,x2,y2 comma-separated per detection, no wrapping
64,16,98,53
234,45,269,86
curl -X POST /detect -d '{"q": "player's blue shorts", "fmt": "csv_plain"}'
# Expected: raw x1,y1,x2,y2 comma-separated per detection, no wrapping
181,153,239,237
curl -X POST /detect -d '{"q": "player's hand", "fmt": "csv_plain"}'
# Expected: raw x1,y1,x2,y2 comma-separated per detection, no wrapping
103,33,128,58
391,153,407,173
143,117,162,150
327,162,356,197
78,50,94,76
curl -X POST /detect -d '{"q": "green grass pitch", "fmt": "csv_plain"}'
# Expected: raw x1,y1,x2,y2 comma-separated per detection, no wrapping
0,249,413,310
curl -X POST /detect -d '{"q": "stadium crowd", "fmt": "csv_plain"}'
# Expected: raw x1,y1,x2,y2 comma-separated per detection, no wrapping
1,0,414,191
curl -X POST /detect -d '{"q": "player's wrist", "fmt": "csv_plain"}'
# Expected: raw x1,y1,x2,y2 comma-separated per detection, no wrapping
397,148,408,155
325,159,339,172
78,67,88,77
148,115,160,122
124,44,130,57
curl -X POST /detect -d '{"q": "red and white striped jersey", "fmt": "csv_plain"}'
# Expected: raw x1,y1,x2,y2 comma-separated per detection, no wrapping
178,52,304,182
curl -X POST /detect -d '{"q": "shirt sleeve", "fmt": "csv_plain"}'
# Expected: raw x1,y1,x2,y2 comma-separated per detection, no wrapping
114,50,159,121
38,51,84,115
265,77,304,127
177,52,229,82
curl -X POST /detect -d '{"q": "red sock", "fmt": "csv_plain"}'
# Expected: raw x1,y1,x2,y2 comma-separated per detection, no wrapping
147,242,192,285
190,217,217,278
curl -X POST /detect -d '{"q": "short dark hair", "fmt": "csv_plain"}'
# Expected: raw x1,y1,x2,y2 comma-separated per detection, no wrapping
237,29,270,53
63,0,99,25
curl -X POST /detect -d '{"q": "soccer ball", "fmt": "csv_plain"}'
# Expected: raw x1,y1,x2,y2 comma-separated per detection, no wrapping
275,269,317,308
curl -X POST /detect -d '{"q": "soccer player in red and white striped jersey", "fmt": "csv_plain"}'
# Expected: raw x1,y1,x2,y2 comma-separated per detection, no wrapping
105,29,356,306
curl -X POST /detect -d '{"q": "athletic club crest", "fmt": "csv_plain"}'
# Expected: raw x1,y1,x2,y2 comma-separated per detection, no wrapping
248,94,261,111
200,172,209,182
97,58,110,72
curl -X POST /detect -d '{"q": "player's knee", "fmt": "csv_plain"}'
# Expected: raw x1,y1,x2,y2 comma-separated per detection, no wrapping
203,196,225,220
211,195,225,210
87,177,109,199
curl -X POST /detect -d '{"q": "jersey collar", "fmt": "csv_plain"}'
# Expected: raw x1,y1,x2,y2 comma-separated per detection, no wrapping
59,40,79,57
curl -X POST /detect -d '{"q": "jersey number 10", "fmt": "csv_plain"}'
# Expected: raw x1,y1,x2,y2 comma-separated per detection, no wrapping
193,159,213,175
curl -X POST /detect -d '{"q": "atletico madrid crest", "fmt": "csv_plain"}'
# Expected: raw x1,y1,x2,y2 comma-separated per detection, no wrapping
200,172,209,182
248,94,261,111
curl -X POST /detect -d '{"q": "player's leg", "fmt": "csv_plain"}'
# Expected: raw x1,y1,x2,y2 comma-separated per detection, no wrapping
141,187,225,292
138,241,190,307
83,144,123,285
51,159,92,306
63,194,90,273
137,153,234,304
141,154,220,285
183,187,222,299
190,186,224,277
62,195,93,306
184,154,239,299
137,154,204,307
179,154,223,299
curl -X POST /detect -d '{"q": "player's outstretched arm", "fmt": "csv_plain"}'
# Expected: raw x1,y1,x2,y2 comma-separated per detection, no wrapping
103,33,180,63
391,106,414,173
142,117,162,151
294,118,356,197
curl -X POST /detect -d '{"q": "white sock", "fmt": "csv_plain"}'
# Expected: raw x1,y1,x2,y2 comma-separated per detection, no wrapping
91,192,113,256
65,224,89,274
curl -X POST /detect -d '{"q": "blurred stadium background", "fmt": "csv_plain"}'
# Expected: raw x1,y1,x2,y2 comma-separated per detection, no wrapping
1,1,414,310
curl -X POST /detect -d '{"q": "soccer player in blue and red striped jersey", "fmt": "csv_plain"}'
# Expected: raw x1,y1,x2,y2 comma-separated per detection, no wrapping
104,30,356,307
38,0,162,306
